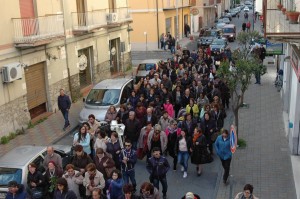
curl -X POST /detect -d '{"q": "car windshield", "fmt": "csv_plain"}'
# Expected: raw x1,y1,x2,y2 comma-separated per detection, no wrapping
223,28,234,33
86,89,121,106
212,40,225,45
0,168,22,186
138,63,156,71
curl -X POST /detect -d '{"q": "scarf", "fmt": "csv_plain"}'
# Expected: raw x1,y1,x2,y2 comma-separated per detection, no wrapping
89,172,96,187
193,133,201,143
152,133,160,142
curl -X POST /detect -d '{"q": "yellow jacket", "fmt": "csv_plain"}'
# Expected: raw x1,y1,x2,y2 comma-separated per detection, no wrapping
186,104,199,117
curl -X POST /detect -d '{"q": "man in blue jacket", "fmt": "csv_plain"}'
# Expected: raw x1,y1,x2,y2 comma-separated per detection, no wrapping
5,181,27,199
57,88,71,130
146,147,170,199
214,129,232,184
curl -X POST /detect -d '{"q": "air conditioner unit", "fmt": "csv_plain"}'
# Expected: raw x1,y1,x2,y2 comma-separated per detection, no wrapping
1,62,23,83
106,13,118,23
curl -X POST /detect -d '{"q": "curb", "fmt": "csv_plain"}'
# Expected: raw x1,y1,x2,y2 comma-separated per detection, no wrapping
52,125,78,144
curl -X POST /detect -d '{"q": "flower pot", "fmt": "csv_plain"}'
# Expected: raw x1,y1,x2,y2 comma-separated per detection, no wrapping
277,4,283,10
281,7,286,14
287,11,300,24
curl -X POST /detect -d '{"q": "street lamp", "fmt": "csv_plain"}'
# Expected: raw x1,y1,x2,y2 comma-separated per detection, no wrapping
144,32,148,51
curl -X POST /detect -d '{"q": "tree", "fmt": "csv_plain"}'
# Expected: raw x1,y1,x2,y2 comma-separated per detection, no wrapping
217,31,266,137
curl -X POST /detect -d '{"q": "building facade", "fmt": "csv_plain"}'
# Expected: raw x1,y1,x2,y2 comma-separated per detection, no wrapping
129,0,191,51
0,0,132,137
190,0,229,33
264,0,300,155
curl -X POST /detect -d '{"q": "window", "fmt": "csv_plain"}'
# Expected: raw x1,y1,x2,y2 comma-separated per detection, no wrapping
0,168,22,185
138,63,156,71
86,89,121,106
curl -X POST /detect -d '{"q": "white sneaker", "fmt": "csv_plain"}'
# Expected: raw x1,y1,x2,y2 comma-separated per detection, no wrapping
181,166,184,172
183,172,187,178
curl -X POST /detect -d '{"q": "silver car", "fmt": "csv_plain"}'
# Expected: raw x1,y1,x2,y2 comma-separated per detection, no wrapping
135,59,161,81
79,78,134,123
0,145,71,199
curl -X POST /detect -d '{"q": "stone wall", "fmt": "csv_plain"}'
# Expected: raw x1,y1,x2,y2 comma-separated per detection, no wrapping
70,74,81,102
123,52,132,71
48,77,70,112
0,95,30,137
93,60,111,84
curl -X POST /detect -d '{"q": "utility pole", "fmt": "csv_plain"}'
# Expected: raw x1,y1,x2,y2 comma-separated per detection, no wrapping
156,0,159,49
252,0,255,31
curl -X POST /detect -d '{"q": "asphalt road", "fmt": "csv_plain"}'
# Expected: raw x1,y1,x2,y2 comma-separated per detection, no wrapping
55,8,261,198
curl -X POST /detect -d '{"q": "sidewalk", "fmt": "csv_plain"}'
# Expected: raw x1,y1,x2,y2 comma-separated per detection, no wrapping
215,65,297,198
0,101,83,157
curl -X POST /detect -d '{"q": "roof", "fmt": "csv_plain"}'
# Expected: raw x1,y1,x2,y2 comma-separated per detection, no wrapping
0,146,46,167
92,78,133,90
223,24,236,28
140,59,161,64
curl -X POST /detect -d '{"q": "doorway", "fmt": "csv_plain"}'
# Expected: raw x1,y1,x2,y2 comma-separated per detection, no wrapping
78,47,93,89
25,62,47,119
109,38,120,74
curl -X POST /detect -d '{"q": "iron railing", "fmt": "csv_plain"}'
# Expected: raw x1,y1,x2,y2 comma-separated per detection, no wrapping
12,15,64,44
71,9,107,31
265,0,300,38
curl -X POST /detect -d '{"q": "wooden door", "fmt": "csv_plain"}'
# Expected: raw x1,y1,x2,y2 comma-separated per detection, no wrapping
25,62,47,119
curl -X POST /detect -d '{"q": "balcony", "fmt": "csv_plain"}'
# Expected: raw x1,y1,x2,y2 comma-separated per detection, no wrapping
12,15,64,47
264,1,300,42
163,0,191,10
106,7,132,28
71,9,107,34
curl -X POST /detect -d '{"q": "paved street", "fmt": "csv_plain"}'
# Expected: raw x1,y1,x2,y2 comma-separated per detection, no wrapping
0,6,298,199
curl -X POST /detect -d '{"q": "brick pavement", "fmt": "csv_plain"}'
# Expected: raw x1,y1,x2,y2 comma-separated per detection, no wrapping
215,65,297,198
0,101,83,157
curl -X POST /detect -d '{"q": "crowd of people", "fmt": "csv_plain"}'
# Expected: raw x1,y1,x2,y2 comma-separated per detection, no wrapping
6,36,260,199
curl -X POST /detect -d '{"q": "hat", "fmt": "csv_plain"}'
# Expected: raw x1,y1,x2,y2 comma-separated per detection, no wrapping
185,192,195,199
8,181,18,188
154,124,161,131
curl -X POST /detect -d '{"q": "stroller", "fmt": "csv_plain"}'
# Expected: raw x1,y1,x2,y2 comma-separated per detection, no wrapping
275,69,283,92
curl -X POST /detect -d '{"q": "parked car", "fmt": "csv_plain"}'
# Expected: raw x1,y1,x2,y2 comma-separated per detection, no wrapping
224,14,232,21
135,59,161,81
79,78,133,123
222,24,236,42
210,38,228,55
222,17,231,24
244,6,250,12
197,29,223,48
0,145,72,199
216,22,226,29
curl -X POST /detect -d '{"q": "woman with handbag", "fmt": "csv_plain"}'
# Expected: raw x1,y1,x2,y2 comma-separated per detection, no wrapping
94,148,116,180
27,163,44,199
190,127,213,176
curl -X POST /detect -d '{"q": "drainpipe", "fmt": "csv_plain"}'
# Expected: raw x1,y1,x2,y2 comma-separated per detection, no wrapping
60,0,73,99
156,0,159,49
182,0,184,38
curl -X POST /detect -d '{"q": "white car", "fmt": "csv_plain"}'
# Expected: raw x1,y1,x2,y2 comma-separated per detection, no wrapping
244,6,250,12
222,18,231,24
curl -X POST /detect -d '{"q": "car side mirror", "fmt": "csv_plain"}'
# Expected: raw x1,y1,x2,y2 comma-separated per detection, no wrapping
83,98,85,102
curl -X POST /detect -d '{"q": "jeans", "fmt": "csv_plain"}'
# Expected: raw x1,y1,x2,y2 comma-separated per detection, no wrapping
255,73,261,84
177,151,189,172
161,41,165,50
220,158,231,182
152,176,168,196
61,109,69,128
170,46,175,54
122,169,136,188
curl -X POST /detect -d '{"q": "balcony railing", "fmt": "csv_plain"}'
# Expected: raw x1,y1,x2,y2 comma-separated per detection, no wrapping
71,9,107,32
265,0,300,41
12,15,64,47
163,0,191,9
106,7,132,24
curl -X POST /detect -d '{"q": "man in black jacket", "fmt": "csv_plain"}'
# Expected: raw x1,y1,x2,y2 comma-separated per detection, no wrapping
124,111,141,150
57,88,71,130
146,147,170,199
